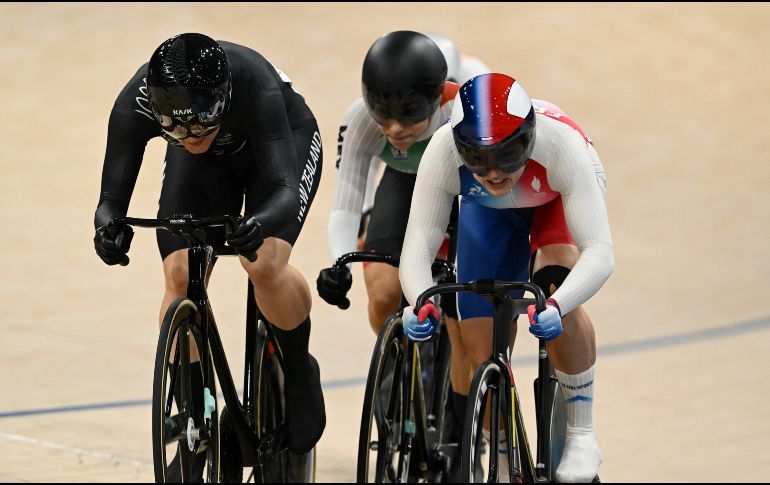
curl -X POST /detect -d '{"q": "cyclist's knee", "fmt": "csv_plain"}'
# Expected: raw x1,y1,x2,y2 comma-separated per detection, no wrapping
242,238,291,286
244,256,285,287
364,268,401,313
368,289,401,317
460,318,495,369
531,264,571,299
467,344,491,370
163,250,188,294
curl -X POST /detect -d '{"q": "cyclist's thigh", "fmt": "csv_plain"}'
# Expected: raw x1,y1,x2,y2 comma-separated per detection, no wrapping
245,117,323,246
363,262,401,300
529,196,577,272
456,200,533,320
156,145,243,260
363,165,416,256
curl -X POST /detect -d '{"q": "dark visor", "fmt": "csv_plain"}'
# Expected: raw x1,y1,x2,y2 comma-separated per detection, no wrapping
365,90,438,126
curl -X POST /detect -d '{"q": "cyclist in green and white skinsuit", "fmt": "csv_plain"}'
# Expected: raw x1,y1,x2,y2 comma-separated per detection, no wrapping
317,33,489,473
317,31,460,330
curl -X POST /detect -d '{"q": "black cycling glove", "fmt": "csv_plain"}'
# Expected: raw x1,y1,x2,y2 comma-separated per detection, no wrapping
316,266,353,309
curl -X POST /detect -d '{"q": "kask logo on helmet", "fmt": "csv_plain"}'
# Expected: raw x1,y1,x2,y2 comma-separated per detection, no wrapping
173,108,194,116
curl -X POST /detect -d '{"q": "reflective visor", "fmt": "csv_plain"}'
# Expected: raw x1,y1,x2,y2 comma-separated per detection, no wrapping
158,116,220,139
149,80,228,138
456,121,536,177
364,89,439,126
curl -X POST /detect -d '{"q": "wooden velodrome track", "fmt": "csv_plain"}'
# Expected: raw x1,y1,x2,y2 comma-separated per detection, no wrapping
1,3,769,482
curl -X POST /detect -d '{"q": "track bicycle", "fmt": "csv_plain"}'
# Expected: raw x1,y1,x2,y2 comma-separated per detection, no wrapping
327,251,458,483
416,279,570,483
110,214,315,483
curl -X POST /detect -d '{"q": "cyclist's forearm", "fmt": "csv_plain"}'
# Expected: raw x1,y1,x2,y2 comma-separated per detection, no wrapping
400,126,460,306
400,192,454,305
249,184,299,238
327,210,361,263
94,199,128,229
550,241,614,315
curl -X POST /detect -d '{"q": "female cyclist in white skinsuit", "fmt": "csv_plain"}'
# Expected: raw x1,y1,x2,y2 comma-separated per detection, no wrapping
400,73,613,483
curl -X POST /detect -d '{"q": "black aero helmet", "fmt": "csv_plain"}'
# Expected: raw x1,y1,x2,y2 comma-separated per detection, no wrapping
146,33,231,139
362,31,447,126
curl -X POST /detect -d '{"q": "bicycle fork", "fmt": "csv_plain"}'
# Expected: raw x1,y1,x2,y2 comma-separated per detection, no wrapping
397,339,433,481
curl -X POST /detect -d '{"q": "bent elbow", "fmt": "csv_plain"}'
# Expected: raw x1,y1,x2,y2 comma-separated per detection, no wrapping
600,242,615,281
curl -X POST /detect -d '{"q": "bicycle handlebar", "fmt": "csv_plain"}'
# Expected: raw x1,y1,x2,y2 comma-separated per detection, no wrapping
416,279,547,314
331,252,455,281
329,251,456,310
332,251,399,270
109,214,258,263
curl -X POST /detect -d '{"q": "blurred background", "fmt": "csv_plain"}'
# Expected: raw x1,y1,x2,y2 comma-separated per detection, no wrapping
1,3,769,482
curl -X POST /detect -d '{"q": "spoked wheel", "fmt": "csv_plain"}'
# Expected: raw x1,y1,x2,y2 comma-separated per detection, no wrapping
357,314,409,483
462,362,533,483
252,319,316,483
152,297,219,483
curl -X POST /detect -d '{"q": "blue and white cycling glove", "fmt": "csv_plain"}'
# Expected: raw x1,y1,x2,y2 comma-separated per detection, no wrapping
527,298,563,341
402,301,440,342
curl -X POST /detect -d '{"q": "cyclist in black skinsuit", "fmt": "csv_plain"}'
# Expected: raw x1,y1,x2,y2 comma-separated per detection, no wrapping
92,33,325,476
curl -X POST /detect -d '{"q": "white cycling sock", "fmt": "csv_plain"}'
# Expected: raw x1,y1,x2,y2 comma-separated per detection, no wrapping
555,366,595,429
554,365,602,483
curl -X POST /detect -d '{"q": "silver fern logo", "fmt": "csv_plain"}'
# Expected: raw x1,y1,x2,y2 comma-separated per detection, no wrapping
134,78,155,121
531,176,542,193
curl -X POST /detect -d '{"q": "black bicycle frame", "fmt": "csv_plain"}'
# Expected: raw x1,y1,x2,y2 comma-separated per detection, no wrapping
336,251,455,480
113,215,276,467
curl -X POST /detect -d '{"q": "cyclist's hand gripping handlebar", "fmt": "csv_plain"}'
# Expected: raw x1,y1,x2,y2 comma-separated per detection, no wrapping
100,219,135,267
325,252,402,310
225,216,261,263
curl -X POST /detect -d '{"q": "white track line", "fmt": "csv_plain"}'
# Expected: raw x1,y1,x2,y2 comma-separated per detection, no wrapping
0,430,153,470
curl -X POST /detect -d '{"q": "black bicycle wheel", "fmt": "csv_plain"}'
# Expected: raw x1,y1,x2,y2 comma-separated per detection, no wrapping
462,361,527,483
252,319,316,483
152,297,220,483
357,313,408,483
